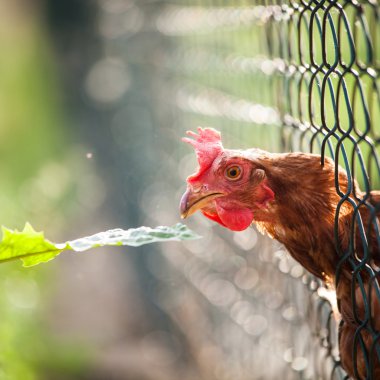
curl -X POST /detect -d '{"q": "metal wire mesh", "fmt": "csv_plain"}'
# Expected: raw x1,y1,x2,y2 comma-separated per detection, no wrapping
152,0,380,378
95,0,379,378
256,1,380,378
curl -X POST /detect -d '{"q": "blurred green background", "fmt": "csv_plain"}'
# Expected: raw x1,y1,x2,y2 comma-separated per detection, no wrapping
0,0,378,379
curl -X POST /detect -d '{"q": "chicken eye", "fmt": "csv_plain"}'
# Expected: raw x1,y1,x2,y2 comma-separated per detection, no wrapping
225,165,242,180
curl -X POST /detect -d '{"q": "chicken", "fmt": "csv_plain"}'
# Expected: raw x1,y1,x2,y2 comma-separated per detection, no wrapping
179,127,380,379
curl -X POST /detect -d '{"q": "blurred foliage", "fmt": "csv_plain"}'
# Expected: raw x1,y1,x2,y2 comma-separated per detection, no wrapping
0,2,92,379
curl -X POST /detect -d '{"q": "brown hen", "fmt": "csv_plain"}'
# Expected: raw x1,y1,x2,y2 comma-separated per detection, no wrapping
180,128,380,379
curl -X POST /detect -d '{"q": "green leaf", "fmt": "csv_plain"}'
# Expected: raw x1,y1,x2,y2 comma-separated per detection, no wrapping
0,223,201,267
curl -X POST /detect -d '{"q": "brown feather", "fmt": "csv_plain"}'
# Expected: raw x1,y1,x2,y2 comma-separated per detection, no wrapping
182,129,380,378
247,152,380,379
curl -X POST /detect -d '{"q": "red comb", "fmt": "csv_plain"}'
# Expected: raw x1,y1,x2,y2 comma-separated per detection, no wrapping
182,127,224,182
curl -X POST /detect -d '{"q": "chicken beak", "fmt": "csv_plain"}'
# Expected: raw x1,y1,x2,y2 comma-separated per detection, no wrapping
180,188,224,219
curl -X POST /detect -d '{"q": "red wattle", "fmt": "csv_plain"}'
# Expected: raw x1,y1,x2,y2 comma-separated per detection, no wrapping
215,202,254,231
201,211,227,227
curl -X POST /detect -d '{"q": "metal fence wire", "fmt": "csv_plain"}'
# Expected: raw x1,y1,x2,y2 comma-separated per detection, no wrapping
151,0,380,378
98,0,379,379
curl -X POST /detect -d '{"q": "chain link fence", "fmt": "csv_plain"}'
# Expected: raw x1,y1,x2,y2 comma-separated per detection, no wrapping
92,0,379,378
